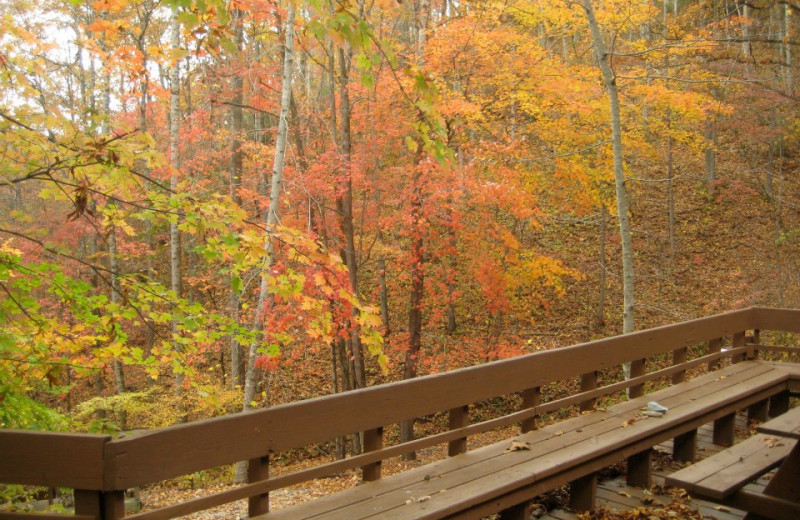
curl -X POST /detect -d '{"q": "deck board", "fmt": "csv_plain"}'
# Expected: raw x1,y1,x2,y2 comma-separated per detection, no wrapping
540,417,760,520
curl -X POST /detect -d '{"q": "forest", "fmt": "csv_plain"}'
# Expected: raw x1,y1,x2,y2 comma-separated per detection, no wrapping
1,0,799,447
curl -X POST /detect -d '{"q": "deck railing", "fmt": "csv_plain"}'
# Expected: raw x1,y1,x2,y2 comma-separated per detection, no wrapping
1,306,799,520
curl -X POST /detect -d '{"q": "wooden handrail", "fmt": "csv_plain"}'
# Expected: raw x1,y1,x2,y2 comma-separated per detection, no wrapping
1,306,798,520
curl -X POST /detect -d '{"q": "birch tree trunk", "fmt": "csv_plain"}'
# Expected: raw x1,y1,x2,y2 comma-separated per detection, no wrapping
169,8,184,394
235,4,295,482
581,0,635,349
229,8,245,389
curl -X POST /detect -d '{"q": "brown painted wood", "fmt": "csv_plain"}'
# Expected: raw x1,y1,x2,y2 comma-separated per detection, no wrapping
769,391,790,418
247,455,269,516
8,308,800,520
448,406,469,456
569,473,597,512
628,359,645,398
708,337,723,371
626,448,652,488
732,332,746,364
74,490,101,518
497,501,532,520
672,347,687,384
579,372,597,412
104,308,759,488
363,427,383,481
103,490,126,520
713,413,736,447
730,489,800,520
748,400,769,423
0,431,108,489
519,387,540,433
259,362,786,520
757,405,800,439
751,307,800,333
666,433,792,500
673,430,697,462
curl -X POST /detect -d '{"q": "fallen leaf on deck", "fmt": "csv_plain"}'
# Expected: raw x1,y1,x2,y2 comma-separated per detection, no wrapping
763,436,784,448
506,440,531,452
621,418,636,428
714,505,730,512
618,491,632,497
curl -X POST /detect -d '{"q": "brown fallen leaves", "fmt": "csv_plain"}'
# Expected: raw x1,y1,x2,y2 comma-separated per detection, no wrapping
577,499,706,519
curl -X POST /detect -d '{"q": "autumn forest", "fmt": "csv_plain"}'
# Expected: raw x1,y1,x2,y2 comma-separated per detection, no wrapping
1,0,799,451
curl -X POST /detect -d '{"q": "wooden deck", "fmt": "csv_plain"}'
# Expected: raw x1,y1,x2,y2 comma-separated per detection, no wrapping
1,307,797,520
542,415,768,520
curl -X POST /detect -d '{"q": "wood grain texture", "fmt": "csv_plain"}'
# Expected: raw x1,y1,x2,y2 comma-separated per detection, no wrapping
0,431,109,488
104,308,760,488
666,434,792,500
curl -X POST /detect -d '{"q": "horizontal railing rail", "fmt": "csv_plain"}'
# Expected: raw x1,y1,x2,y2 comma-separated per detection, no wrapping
1,306,798,520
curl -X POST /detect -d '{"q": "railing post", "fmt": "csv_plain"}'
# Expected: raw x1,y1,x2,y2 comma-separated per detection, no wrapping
708,337,723,371
362,427,384,481
671,346,687,384
629,358,646,398
74,490,125,520
448,406,469,456
748,329,760,360
579,371,597,412
731,331,745,364
248,455,269,516
520,387,541,433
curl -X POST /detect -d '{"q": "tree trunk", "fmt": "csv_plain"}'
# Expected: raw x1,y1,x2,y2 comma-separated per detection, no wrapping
236,4,295,483
169,8,184,395
596,205,607,330
704,117,716,197
335,45,365,391
581,0,635,358
229,8,245,389
400,0,430,458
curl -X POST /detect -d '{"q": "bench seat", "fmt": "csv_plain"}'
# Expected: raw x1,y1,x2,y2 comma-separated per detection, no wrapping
258,361,789,520
665,433,792,500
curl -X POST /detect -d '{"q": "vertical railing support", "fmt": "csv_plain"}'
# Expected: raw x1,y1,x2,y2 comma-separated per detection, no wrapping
362,427,384,481
708,337,723,371
629,358,646,398
248,454,270,516
520,387,541,433
448,406,469,456
672,346,687,384
580,372,597,412
731,331,745,364
75,490,125,520
748,329,760,360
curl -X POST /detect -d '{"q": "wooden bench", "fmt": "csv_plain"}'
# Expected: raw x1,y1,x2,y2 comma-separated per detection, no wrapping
260,361,789,519
4,307,800,520
667,415,800,520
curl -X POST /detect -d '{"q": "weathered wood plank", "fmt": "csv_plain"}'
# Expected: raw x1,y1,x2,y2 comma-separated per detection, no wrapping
751,307,800,333
0,431,109,489
104,308,757,488
666,434,792,500
259,362,785,520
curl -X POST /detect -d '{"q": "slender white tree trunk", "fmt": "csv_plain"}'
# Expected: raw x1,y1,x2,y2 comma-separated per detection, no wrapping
169,8,184,394
581,0,635,347
234,5,294,483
